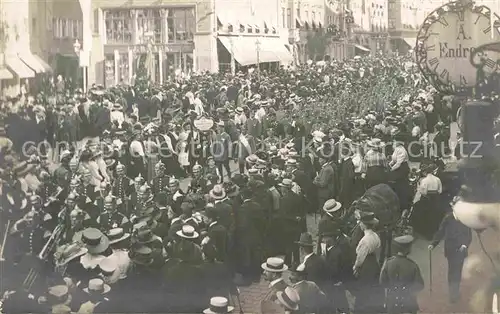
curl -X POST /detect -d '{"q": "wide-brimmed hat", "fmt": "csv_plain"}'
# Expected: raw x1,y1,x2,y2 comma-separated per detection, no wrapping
245,154,259,164
261,257,288,272
278,178,293,188
176,224,199,239
80,228,110,254
276,287,300,311
367,138,385,148
135,228,156,244
83,278,111,295
56,242,88,265
98,255,119,277
112,103,122,111
323,199,342,213
107,228,130,245
51,304,73,314
295,232,314,247
355,211,379,225
285,158,298,166
129,245,154,265
47,285,71,305
209,185,226,200
203,296,234,314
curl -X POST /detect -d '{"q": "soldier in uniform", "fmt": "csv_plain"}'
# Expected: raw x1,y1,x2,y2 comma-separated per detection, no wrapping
151,160,169,206
111,162,133,215
129,174,146,211
380,235,424,314
188,164,205,194
166,176,185,217
97,193,130,233
36,170,56,204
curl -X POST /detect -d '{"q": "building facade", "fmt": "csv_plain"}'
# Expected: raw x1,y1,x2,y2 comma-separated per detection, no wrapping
0,0,52,96
349,0,389,54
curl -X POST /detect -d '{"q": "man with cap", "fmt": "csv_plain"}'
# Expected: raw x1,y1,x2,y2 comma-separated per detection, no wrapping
212,121,232,182
202,205,229,262
151,160,170,205
54,149,73,188
296,232,326,286
314,146,338,213
317,199,343,254
260,257,289,313
289,263,329,313
97,193,130,233
319,219,353,313
380,235,424,314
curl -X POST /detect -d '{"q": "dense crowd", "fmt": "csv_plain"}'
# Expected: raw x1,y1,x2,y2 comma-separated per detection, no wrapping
0,54,474,314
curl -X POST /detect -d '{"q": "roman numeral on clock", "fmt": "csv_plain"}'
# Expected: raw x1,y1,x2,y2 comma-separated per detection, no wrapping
457,11,464,21
429,57,439,68
426,45,436,52
440,69,449,81
483,26,491,34
438,17,449,27
460,75,467,85
485,58,496,69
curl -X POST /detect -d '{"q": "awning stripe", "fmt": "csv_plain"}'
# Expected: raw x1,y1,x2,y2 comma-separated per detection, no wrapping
6,56,35,78
353,44,370,52
0,68,14,80
19,53,45,73
218,36,292,66
403,37,416,49
33,54,52,72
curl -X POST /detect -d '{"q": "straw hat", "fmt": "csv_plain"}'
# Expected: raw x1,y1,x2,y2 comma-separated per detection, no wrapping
261,257,288,272
80,228,110,255
203,297,234,314
106,228,130,245
176,224,199,239
83,278,111,295
323,199,342,213
209,185,227,200
276,287,300,311
367,138,385,148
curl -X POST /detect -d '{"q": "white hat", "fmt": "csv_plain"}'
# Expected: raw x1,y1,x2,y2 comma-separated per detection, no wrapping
176,225,199,239
203,297,234,314
261,257,288,272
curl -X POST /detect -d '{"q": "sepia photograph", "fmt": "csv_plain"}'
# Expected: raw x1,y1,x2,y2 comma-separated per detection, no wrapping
0,0,500,312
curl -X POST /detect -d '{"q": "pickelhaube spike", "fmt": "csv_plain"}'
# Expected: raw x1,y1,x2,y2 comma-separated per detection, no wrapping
169,176,179,185
104,192,114,204
67,192,77,201
135,173,144,183
116,162,125,172
155,160,165,170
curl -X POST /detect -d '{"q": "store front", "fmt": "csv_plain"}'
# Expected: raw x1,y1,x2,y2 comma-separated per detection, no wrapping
101,6,196,87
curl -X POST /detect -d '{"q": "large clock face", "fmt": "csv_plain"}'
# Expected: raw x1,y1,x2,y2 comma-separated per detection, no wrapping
416,2,500,93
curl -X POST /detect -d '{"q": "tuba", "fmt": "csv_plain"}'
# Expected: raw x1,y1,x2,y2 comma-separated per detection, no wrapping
22,222,65,291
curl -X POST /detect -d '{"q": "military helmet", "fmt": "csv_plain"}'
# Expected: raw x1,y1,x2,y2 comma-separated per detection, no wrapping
135,174,145,184
29,194,42,205
168,176,179,187
155,160,165,171
67,192,77,203
116,162,125,173
139,183,151,195
104,193,114,205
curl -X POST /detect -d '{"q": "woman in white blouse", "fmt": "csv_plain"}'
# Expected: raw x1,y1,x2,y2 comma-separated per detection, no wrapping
352,143,365,198
389,134,411,210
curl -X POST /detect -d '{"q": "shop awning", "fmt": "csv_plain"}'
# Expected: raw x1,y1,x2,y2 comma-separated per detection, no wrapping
218,36,293,66
403,37,416,49
353,44,370,52
19,53,46,73
32,54,52,72
0,67,13,80
296,17,303,28
6,56,35,78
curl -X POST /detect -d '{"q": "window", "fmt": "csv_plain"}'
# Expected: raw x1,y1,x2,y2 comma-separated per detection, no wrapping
389,18,395,29
137,9,162,43
72,20,79,38
171,8,195,41
297,8,300,18
61,19,68,38
305,11,308,21
318,12,321,24
282,7,286,27
117,53,129,84
104,10,133,44
312,11,316,23
389,2,395,10
287,8,291,28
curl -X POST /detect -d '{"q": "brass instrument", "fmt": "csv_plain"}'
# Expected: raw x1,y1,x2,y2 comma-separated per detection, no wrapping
43,186,64,208
0,220,10,262
22,223,64,291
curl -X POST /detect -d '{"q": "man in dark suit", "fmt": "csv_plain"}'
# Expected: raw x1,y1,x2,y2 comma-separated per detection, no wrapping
320,220,353,313
296,232,326,286
290,264,329,313
314,147,338,212
203,206,229,262
429,212,472,303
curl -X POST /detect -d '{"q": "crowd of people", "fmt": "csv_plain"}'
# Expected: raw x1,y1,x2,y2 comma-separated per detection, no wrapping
0,54,474,314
